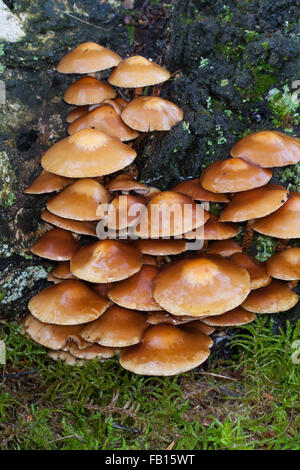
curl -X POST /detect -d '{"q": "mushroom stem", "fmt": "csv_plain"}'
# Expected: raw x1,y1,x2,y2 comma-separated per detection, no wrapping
242,221,254,250
276,239,290,252
134,87,144,97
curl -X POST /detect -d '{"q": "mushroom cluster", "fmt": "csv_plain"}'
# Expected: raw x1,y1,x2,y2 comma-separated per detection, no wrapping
22,43,300,375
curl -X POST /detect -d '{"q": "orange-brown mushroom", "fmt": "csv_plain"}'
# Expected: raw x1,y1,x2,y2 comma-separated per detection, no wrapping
96,194,146,230
41,209,96,236
184,214,238,240
30,228,80,261
65,341,117,360
205,239,242,257
173,178,229,203
228,253,271,289
66,106,90,123
108,56,170,88
242,279,298,313
266,248,300,280
201,307,256,326
24,170,75,194
133,238,187,256
64,76,116,105
106,174,149,195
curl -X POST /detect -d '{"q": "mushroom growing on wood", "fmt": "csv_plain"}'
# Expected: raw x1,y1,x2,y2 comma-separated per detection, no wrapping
64,76,116,106
30,228,80,261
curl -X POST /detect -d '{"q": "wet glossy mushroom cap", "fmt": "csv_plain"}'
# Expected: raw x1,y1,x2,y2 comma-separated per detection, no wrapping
80,305,148,347
47,178,111,221
108,55,170,87
266,248,300,280
205,239,242,257
57,42,122,74
28,279,109,325
24,170,75,194
230,131,300,167
183,322,214,348
97,194,146,230
68,105,139,141
64,76,116,105
70,239,142,283
41,209,96,236
89,282,113,299
133,238,187,256
48,350,83,366
106,174,149,195
108,265,162,311
134,191,209,238
146,311,197,326
52,261,76,280
242,279,298,313
30,228,80,261
153,255,250,317
119,323,210,376
201,307,256,327
66,106,90,123
66,341,117,360
200,158,272,193
121,96,183,132
228,253,271,290
41,129,137,178
184,214,238,240
173,178,229,203
220,184,289,222
252,193,300,238
22,314,85,350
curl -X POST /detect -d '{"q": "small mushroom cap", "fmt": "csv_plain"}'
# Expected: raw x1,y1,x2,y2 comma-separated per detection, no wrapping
66,341,117,359
184,214,238,240
266,248,300,280
41,209,96,236
24,170,75,194
183,322,214,348
28,279,109,325
70,239,142,283
108,265,162,311
133,238,187,256
107,174,149,195
48,350,83,366
173,178,229,203
121,96,183,132
66,106,90,123
252,193,300,238
153,255,250,317
47,178,111,221
108,55,170,87
201,307,256,327
200,158,272,193
68,105,139,141
146,311,197,326
229,253,271,290
119,323,210,376
47,272,62,284
220,184,289,222
22,314,85,350
205,239,242,257
97,194,146,230
64,76,116,105
80,305,148,347
230,131,300,168
89,282,113,299
242,280,298,313
30,228,80,261
41,129,137,178
142,255,159,266
57,42,122,74
134,191,209,238
52,261,76,280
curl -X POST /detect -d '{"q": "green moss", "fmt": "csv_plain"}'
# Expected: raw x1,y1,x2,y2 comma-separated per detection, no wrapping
253,234,277,262
267,85,300,127
277,163,300,191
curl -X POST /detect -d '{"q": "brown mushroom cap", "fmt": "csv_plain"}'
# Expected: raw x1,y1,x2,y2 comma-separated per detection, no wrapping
252,193,300,238
134,191,209,238
24,170,75,194
133,238,187,256
41,129,137,178
183,322,214,348
89,282,113,299
146,311,197,326
66,106,90,123
30,228,80,261
108,265,162,311
121,96,183,132
52,261,76,280
22,314,86,350
242,279,298,313
119,323,210,376
173,178,229,203
142,255,160,266
97,194,146,230
28,280,109,325
266,248,300,280
66,341,117,359
57,42,122,74
48,350,83,366
230,131,300,168
80,305,148,347
205,239,242,257
201,307,256,326
68,105,139,141
200,158,272,193
143,186,161,203
47,178,111,221
41,209,96,236
220,184,289,222
108,55,170,87
107,174,150,195
228,253,271,290
184,214,238,240
70,239,142,283
153,255,250,317
64,76,116,106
